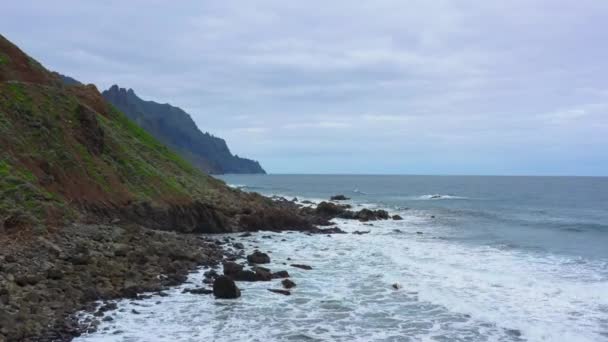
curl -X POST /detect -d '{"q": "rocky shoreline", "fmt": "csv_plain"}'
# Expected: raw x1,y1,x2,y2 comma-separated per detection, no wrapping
0,195,401,342
0,223,224,341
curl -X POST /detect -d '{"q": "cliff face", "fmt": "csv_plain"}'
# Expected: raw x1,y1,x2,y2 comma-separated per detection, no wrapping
102,86,266,175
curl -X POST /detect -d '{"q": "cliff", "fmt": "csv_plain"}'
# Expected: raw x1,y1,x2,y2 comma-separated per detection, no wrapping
102,85,266,174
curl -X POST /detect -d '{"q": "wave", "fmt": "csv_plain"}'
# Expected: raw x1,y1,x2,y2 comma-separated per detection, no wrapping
417,194,468,200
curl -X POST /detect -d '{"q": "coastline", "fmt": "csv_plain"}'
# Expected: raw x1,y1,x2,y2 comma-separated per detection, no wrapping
0,193,399,341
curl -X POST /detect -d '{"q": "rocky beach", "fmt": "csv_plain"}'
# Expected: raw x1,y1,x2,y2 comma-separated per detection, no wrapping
0,194,400,341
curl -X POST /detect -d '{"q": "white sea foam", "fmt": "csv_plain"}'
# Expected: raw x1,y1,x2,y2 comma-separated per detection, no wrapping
75,205,608,342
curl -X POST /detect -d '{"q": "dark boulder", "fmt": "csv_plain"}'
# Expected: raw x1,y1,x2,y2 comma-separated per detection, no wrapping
352,231,370,235
330,195,350,201
282,279,296,289
392,215,403,220
253,267,272,281
247,250,270,264
222,261,244,276
290,264,312,270
213,276,241,299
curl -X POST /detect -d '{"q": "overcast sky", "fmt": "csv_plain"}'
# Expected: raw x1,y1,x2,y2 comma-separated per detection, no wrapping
3,1,608,175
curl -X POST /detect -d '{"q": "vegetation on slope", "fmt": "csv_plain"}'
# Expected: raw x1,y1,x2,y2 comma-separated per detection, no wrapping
0,34,263,232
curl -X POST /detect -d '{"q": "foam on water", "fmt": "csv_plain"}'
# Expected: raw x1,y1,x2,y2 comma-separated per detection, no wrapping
74,203,608,341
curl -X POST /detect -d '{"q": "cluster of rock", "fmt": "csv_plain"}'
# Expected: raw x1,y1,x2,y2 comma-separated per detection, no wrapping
196,247,307,299
303,200,402,222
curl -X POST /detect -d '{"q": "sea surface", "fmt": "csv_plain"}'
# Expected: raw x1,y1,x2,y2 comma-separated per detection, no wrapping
76,175,608,342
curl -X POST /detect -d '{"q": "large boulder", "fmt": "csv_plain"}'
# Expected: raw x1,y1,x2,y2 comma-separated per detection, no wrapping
213,276,241,299
222,261,244,276
330,195,350,201
247,250,270,264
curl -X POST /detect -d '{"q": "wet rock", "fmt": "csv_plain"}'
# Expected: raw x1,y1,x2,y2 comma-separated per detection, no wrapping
352,231,370,235
315,202,348,218
290,264,312,270
392,215,403,220
392,283,402,290
239,232,252,237
253,267,272,281
222,261,244,276
247,250,270,264
330,195,350,201
282,279,296,289
416,231,423,235
272,270,290,279
232,242,244,250
268,289,291,296
213,276,241,299
184,288,213,295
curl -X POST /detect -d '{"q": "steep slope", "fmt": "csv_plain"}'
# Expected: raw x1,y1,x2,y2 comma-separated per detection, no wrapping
0,34,298,234
102,85,265,174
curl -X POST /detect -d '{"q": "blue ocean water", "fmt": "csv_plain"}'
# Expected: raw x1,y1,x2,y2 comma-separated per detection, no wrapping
221,174,608,259
76,175,608,342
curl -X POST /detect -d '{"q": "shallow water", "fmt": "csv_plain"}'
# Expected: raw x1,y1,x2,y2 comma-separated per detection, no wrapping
76,175,608,341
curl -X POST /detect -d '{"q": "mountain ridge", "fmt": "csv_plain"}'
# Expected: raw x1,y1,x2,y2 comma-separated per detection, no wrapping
102,85,265,175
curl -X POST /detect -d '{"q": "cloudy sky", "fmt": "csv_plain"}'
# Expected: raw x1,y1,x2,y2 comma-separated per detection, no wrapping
3,1,608,175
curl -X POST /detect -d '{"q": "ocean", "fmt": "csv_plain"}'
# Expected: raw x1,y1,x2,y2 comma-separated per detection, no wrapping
76,175,608,341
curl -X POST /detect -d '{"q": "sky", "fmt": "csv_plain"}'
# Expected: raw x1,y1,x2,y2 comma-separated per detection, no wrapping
3,0,608,175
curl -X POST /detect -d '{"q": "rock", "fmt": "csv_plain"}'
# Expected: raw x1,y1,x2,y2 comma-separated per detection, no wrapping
268,289,291,296
232,242,244,250
354,209,375,222
282,279,296,289
315,202,347,218
239,232,253,237
416,231,423,235
247,250,270,264
352,231,370,235
131,309,140,315
253,267,272,281
330,195,350,201
222,261,244,276
392,283,401,290
184,288,213,295
392,215,403,220
272,270,290,279
290,264,312,270
213,276,241,299
301,200,313,204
